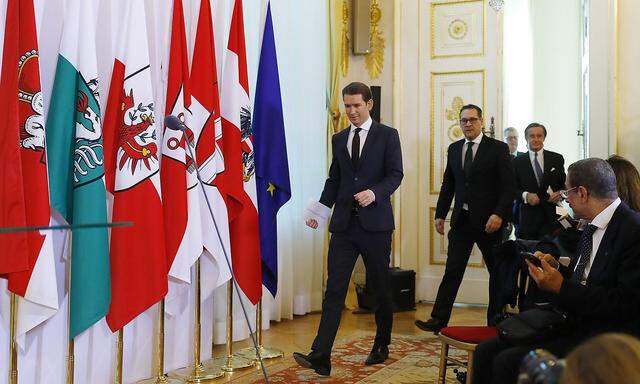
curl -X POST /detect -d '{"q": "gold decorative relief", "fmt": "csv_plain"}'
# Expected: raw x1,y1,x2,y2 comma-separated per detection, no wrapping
431,0,485,59
365,0,385,79
341,0,350,76
445,96,465,141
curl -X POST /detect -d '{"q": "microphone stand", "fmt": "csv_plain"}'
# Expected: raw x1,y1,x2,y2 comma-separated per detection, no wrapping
170,119,269,383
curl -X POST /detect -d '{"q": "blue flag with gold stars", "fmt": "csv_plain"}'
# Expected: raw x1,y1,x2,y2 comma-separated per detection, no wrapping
253,2,291,297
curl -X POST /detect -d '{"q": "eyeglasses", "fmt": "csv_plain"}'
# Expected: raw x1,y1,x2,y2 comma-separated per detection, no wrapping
560,186,579,200
460,117,480,125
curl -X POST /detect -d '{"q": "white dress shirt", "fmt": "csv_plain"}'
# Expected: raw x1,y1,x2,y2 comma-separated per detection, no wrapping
574,198,621,279
346,116,372,157
522,149,545,203
461,133,483,210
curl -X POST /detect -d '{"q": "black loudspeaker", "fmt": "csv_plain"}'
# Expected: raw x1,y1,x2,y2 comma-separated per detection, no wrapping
355,267,416,313
371,85,381,123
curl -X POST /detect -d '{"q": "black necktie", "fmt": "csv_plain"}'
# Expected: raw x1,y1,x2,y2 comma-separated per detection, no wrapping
464,142,474,178
572,224,598,284
352,128,362,168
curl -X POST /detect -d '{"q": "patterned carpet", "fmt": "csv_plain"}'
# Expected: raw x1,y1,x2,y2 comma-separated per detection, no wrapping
233,333,465,383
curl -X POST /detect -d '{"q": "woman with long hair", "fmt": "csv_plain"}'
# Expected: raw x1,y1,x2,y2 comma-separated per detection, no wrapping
606,155,640,212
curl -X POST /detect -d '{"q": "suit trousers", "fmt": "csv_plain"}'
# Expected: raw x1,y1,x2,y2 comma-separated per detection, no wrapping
431,210,499,325
311,215,393,356
472,333,587,384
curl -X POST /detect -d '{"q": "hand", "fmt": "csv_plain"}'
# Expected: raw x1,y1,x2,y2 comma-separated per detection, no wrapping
527,258,563,294
485,214,503,234
526,193,540,206
354,189,375,207
435,218,445,235
305,218,318,229
534,251,559,269
548,191,562,204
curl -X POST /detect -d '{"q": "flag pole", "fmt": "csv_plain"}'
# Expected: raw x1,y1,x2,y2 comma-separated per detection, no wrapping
8,293,18,384
203,282,254,372
220,282,253,372
137,300,182,384
168,259,223,382
237,298,283,361
115,329,124,384
66,244,74,384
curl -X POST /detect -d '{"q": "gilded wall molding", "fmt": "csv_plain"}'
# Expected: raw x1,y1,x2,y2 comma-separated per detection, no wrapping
365,0,385,79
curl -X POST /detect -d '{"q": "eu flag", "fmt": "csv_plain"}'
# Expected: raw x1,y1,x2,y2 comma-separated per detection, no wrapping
253,2,291,297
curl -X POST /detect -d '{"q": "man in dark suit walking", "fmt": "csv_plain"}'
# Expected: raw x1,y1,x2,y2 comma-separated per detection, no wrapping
513,123,566,240
473,158,640,384
416,104,515,333
293,82,403,376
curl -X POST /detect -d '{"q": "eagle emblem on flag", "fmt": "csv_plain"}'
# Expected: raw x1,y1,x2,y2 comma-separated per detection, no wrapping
18,50,45,153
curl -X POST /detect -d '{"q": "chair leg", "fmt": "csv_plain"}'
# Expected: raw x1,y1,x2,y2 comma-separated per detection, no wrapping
466,350,474,384
439,342,449,384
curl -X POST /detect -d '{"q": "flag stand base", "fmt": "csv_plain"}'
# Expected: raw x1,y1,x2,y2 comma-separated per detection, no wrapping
204,355,254,373
167,364,223,383
237,345,283,360
137,374,184,384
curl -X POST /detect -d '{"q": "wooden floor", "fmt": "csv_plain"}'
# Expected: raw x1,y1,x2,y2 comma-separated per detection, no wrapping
210,303,486,382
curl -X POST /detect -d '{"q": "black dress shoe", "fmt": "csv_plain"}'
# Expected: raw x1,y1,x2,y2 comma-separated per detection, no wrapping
415,318,444,334
293,351,331,376
364,344,389,365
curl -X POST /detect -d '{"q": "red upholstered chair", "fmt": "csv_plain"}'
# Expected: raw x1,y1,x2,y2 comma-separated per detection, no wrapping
437,326,498,384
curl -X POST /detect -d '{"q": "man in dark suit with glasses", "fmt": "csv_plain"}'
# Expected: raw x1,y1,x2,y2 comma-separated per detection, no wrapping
416,104,515,333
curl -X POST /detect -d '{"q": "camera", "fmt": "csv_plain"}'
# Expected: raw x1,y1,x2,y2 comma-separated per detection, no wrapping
517,349,565,384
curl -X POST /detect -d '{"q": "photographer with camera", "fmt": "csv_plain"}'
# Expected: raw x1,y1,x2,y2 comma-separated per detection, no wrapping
473,158,640,384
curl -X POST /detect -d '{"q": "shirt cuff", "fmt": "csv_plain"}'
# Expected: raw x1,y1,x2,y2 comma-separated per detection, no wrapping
522,191,528,204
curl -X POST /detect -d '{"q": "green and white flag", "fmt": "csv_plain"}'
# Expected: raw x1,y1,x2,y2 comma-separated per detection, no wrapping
46,0,110,339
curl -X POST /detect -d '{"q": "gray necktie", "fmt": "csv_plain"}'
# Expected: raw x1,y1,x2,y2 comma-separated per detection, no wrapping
533,151,544,187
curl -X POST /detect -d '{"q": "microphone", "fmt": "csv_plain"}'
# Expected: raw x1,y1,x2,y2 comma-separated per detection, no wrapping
164,115,187,131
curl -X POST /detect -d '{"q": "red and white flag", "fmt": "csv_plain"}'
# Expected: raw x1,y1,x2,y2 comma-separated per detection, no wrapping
220,0,261,304
191,0,232,293
0,0,59,340
103,0,167,331
161,0,203,291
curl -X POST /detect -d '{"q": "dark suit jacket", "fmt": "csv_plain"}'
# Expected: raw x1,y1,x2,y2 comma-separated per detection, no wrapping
435,135,515,230
319,121,403,233
554,202,640,337
514,150,566,234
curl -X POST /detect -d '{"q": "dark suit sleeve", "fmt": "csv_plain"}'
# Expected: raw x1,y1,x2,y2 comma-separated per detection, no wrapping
370,129,403,201
514,158,525,203
494,142,516,220
553,154,566,192
319,135,340,208
435,145,455,220
555,227,640,321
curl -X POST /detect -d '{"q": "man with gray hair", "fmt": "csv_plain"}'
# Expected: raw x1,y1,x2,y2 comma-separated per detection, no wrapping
503,127,525,158
473,158,640,384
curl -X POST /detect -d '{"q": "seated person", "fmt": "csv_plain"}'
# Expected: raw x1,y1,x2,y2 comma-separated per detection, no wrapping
607,155,640,212
562,333,640,384
473,158,640,384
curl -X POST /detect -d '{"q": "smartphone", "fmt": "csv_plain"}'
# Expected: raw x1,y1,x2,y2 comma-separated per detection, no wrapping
521,251,542,268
